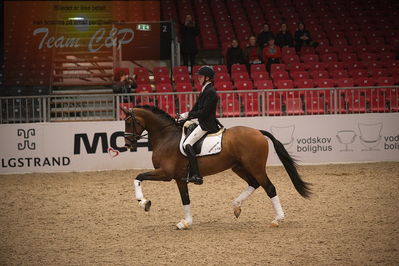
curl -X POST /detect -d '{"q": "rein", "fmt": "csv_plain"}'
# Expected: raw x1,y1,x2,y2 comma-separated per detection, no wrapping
123,113,176,141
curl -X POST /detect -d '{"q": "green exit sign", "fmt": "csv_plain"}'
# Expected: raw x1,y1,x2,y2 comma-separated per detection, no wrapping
137,24,151,31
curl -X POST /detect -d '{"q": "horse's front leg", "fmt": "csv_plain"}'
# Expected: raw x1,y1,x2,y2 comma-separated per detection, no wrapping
175,180,192,230
134,169,171,212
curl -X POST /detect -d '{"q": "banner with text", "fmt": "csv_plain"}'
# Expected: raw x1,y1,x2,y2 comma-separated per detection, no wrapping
0,113,398,174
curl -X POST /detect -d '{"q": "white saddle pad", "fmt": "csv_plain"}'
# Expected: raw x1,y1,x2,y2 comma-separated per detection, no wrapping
179,122,224,157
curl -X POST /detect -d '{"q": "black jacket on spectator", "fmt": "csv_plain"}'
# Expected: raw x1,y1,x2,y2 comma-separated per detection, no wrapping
226,46,245,71
257,31,275,48
295,29,313,50
275,31,294,47
188,83,220,133
180,24,199,54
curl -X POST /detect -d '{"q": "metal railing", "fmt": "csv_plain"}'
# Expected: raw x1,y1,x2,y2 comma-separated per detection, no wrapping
1,86,398,124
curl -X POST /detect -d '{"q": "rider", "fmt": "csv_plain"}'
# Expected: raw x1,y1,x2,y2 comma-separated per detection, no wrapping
179,66,220,185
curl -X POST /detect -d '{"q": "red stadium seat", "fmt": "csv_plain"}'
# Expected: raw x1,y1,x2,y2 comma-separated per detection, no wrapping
174,74,191,84
271,70,290,81
173,66,189,76
349,69,369,78
252,71,269,81
331,69,349,79
136,84,152,93
136,75,150,85
285,97,304,115
154,74,171,85
235,80,253,90
213,65,228,73
215,81,233,91
347,95,367,113
231,64,247,74
175,83,193,92
232,72,250,82
305,97,325,114
251,64,266,73
288,62,306,72
301,54,319,63
370,96,389,112
290,71,309,80
153,66,169,76
215,72,231,82
265,94,282,116
311,70,330,79
320,53,338,62
220,99,241,117
155,83,173,93
271,64,286,73
134,67,149,77
255,80,274,90
157,95,175,115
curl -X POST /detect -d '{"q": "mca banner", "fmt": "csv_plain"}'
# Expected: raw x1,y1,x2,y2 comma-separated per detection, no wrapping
0,113,398,174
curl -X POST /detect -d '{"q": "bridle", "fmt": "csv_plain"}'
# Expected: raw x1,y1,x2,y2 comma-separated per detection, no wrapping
124,113,148,142
123,110,178,145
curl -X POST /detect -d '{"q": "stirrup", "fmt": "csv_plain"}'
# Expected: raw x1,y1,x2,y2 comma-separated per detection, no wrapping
182,175,203,185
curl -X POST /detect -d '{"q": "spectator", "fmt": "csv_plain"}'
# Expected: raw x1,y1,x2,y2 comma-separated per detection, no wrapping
262,37,281,72
275,23,294,48
226,39,246,73
244,36,263,70
257,24,275,49
294,22,318,52
180,14,199,73
113,71,137,102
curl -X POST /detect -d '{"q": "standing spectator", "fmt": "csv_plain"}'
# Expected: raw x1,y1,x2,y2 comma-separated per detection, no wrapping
257,24,275,49
275,23,294,48
263,38,281,72
113,71,137,103
180,14,199,73
244,36,262,70
294,22,318,52
226,39,246,73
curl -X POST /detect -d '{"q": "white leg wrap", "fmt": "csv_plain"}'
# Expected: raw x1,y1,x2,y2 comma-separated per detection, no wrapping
176,205,193,230
233,186,256,207
271,195,285,221
134,179,144,201
183,205,193,225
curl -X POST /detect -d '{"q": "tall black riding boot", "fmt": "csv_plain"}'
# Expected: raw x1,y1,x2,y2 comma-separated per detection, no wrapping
184,144,203,185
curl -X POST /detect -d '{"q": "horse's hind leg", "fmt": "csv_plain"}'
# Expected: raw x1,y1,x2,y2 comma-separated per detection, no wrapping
241,162,285,226
231,165,260,218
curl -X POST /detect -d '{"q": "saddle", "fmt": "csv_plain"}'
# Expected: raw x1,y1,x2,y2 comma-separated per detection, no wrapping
179,121,225,157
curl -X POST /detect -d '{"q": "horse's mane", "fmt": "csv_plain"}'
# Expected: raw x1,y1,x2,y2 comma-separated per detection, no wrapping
134,105,180,126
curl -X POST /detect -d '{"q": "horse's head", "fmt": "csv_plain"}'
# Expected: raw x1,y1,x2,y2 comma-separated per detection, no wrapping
121,107,146,150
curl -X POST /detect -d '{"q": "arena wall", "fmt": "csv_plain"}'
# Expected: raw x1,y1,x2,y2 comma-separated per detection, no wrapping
1,113,398,174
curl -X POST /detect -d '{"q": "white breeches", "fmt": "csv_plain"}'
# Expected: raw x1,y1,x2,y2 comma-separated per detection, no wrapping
183,124,207,148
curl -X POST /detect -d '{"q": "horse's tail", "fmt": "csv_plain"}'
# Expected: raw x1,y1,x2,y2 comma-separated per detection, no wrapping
259,130,311,198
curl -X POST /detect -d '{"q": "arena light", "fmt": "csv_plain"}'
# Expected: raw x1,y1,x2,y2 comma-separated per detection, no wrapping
68,17,85,21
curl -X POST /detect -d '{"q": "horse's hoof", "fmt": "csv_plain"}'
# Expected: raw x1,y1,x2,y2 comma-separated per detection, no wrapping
233,206,241,218
144,200,151,212
176,219,190,230
139,199,151,212
271,219,279,227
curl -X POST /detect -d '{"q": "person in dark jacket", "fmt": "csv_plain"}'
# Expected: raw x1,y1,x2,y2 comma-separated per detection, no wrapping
275,23,294,48
226,39,245,73
180,14,199,72
294,22,318,52
179,66,220,185
257,24,275,49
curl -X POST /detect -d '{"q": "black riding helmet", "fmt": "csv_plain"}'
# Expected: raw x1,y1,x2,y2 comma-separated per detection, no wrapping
197,66,214,80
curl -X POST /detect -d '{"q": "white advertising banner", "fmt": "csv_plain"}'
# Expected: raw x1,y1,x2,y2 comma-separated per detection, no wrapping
0,113,398,174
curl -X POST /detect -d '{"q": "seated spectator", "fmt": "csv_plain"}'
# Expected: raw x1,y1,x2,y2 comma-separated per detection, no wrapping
263,37,281,72
294,22,318,52
257,24,275,49
275,23,294,48
244,36,263,68
226,39,246,73
113,71,137,102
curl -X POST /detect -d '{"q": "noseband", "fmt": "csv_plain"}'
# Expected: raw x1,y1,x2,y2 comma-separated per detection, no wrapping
124,113,148,141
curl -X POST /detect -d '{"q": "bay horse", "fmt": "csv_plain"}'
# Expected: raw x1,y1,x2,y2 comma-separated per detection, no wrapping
121,105,310,229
